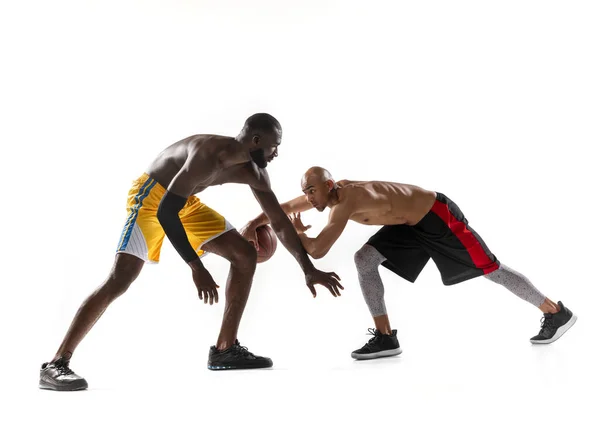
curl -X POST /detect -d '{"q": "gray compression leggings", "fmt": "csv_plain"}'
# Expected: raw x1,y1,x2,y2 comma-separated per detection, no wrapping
354,244,546,317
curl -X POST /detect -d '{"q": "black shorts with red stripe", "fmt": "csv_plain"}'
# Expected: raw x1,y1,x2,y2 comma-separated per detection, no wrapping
366,192,500,285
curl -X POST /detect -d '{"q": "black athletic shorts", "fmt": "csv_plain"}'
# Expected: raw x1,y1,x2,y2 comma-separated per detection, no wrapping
366,192,500,285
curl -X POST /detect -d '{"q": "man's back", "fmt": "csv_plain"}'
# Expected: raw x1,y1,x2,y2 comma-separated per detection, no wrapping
336,180,437,226
145,135,247,194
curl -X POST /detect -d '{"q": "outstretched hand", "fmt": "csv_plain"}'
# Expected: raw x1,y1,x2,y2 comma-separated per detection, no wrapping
305,268,344,298
289,212,311,234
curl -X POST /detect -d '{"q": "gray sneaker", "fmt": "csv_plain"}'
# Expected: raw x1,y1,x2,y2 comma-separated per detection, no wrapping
39,358,88,391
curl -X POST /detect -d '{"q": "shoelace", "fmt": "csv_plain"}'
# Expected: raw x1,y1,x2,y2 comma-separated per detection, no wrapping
54,361,75,376
539,314,557,334
233,341,255,358
365,328,382,346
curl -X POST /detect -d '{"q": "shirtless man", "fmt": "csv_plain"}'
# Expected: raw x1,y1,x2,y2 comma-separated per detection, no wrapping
241,166,577,360
39,115,343,390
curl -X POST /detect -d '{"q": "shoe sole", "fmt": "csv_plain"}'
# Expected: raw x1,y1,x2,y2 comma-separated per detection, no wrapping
530,314,578,344
351,347,403,360
207,363,273,371
39,380,88,391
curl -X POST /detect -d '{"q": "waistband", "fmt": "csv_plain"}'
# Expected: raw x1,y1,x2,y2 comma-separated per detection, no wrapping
137,172,167,194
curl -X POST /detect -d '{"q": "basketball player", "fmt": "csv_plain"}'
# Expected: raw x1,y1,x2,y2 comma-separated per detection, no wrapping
241,166,577,360
39,115,344,391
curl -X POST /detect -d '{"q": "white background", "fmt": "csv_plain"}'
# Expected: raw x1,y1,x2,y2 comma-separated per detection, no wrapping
1,1,598,431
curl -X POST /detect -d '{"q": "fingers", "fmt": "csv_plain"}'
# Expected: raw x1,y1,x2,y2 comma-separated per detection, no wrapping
209,283,220,305
316,278,340,297
249,239,259,251
326,272,344,291
199,287,219,305
329,282,341,297
308,282,344,297
324,276,344,296
307,272,345,298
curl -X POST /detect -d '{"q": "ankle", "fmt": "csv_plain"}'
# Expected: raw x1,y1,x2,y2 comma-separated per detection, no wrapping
52,351,73,363
216,341,234,351
373,315,392,335
539,299,560,314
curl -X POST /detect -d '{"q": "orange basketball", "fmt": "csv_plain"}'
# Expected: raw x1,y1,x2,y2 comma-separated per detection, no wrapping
256,225,277,263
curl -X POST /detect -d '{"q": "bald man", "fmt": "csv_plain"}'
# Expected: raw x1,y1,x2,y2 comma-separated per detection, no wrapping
240,167,577,360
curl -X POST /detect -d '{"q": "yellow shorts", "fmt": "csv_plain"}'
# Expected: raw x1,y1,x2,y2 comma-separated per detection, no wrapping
116,173,235,263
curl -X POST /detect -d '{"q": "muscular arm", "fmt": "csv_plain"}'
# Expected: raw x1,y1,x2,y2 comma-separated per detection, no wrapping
298,204,351,259
156,150,216,271
249,194,313,227
251,179,315,274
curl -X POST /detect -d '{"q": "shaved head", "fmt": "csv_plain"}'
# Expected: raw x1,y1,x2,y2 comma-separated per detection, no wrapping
302,166,334,187
243,113,282,136
301,167,336,212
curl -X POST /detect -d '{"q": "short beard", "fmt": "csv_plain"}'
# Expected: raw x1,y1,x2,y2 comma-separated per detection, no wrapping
250,149,268,168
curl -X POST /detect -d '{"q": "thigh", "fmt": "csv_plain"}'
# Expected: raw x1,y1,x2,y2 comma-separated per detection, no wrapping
180,197,236,258
366,225,431,283
201,229,256,264
116,173,165,263
421,194,500,285
109,252,145,284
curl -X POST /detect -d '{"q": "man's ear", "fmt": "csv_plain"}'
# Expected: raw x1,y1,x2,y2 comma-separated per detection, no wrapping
326,179,335,191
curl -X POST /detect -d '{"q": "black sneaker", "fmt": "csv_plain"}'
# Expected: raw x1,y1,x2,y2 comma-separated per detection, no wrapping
351,328,402,360
207,340,273,370
39,358,88,391
530,301,577,344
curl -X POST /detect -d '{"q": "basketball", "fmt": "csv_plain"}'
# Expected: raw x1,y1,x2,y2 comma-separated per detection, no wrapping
256,225,277,263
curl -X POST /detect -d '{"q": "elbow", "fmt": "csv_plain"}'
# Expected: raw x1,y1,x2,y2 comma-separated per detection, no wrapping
310,251,325,260
309,247,327,260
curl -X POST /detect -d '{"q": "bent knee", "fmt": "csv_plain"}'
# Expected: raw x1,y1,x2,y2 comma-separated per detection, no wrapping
104,256,143,296
354,244,382,268
230,241,258,269
107,272,138,295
